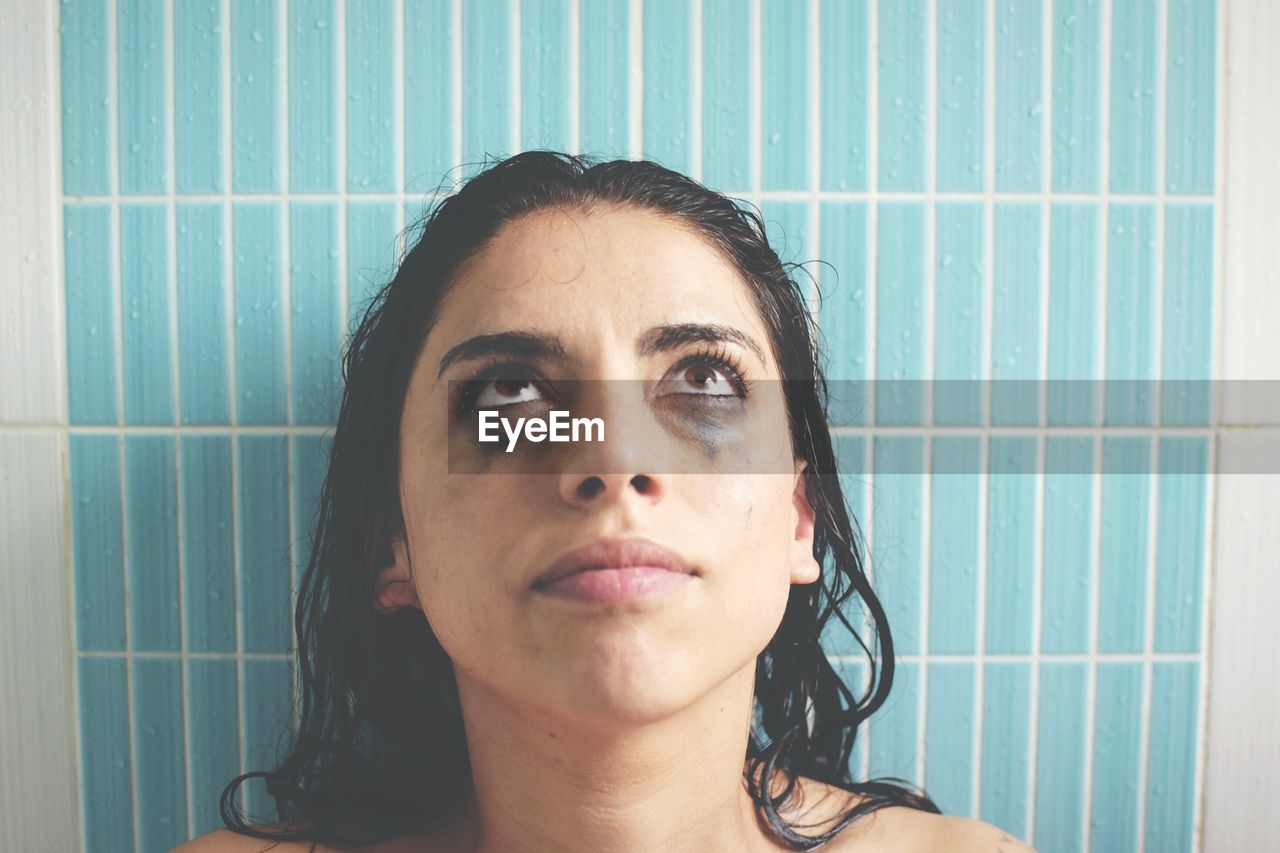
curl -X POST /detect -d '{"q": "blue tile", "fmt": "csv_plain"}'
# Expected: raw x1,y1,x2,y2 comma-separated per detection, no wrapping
233,202,287,425
175,0,226,193
290,202,343,425
818,201,870,426
289,0,339,192
177,203,232,424
762,0,811,190
71,435,126,651
60,0,112,195
868,659,920,784
231,0,282,192
579,0,630,158
933,202,984,425
125,435,181,652
461,0,516,178
1032,661,1088,852
238,435,292,654
1050,0,1102,192
65,204,119,425
871,437,925,655
1047,203,1101,425
820,0,870,191
120,203,174,425
702,0,751,192
181,435,236,653
521,0,573,153
995,0,1044,192
924,661,976,815
347,0,397,192
77,657,134,852
1097,438,1152,653
1089,662,1144,853
1165,0,1216,194
346,200,400,326
404,0,457,191
241,658,295,821
877,0,927,190
1040,436,1095,654
979,661,1031,836
1108,0,1158,193
187,659,240,836
117,0,169,194
984,438,1038,654
1154,438,1208,653
1104,204,1158,425
936,0,986,191
991,203,1042,425
1160,205,1214,425
642,0,694,175
875,202,926,425
132,658,188,848
1143,661,1200,853
928,437,981,654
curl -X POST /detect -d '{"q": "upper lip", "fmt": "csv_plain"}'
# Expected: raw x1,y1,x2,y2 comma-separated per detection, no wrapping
533,536,696,588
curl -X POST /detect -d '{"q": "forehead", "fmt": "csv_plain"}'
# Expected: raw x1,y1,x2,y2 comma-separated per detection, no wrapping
426,205,770,359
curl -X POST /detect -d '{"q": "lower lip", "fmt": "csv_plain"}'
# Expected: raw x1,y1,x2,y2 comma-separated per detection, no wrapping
536,566,695,604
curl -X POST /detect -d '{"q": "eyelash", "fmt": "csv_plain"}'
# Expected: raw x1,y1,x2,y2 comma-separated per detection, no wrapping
452,344,752,417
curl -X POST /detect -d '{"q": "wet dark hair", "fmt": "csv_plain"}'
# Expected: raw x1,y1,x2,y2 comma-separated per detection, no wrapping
221,151,940,850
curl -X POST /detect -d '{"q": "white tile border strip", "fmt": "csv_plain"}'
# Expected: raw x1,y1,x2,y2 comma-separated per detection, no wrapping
0,2,79,849
1203,1,1280,849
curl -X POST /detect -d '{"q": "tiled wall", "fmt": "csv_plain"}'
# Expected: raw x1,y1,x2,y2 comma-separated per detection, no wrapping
60,0,1217,851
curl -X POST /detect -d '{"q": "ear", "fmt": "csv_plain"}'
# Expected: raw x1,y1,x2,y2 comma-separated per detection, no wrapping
789,461,822,585
374,531,422,614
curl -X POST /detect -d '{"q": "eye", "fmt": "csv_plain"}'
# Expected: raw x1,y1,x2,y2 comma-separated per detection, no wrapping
654,353,747,398
471,377,548,409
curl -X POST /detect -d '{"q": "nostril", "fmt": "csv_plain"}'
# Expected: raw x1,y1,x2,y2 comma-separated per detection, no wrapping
577,476,605,500
631,474,653,493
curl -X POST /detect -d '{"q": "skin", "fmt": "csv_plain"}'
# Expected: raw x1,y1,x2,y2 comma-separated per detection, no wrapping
176,205,1035,853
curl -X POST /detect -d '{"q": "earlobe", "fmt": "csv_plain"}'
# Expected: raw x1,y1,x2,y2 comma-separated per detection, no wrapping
790,464,822,585
374,532,422,613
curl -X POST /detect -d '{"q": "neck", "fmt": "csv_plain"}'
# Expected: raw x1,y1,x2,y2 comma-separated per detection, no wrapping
443,662,786,853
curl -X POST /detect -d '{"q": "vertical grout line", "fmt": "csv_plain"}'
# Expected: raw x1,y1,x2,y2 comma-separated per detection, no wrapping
807,0,820,314
691,0,702,182
862,0,879,783
568,0,581,156
337,0,349,337
393,0,405,198
1196,2,1228,845
1136,430,1160,853
975,0,997,821
629,0,643,160
1025,434,1045,843
1082,4,1114,842
164,0,194,827
452,0,462,170
511,0,522,156
917,0,938,794
748,0,760,204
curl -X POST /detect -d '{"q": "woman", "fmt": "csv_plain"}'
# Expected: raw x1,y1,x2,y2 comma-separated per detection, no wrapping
178,152,1032,852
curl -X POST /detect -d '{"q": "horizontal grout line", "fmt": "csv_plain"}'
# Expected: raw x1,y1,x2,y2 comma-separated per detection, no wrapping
58,190,1218,204
0,423,1242,434
78,651,293,660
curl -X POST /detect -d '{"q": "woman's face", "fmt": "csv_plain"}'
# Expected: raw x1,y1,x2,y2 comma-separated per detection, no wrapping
391,204,820,727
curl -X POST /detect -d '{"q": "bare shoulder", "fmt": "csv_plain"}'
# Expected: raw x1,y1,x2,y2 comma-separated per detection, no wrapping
822,810,1036,853
169,825,316,852
784,778,1034,853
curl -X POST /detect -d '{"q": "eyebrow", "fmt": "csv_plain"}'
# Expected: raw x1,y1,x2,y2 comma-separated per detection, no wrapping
435,322,769,379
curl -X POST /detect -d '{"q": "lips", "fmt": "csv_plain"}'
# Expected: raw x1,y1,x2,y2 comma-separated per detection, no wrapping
532,536,697,589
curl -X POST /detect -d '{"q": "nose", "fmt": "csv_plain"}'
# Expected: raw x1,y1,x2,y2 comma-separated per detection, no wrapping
559,470,667,506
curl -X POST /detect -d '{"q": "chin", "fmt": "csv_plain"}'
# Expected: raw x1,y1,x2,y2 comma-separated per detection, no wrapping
549,633,711,726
